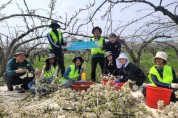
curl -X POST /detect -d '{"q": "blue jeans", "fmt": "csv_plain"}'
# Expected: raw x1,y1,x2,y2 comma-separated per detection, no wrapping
28,80,46,94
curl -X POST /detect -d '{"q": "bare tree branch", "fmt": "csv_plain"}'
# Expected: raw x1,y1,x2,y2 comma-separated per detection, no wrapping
0,0,12,11
75,0,107,33
0,14,64,25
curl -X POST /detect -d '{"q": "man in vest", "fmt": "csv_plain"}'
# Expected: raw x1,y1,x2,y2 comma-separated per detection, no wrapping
91,26,105,82
47,20,65,76
148,51,178,101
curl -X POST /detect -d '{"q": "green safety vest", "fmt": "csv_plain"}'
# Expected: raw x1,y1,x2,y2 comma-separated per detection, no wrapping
91,37,105,54
49,30,62,49
59,64,79,83
43,65,58,78
148,65,173,86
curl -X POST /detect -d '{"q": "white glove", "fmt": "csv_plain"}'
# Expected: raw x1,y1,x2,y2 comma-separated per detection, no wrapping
171,83,178,88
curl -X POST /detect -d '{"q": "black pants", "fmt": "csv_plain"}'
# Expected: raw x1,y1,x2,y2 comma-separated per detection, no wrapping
3,73,34,91
50,49,65,76
91,57,105,81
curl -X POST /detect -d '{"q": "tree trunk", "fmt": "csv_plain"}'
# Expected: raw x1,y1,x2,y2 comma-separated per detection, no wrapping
0,57,7,76
38,53,41,62
118,39,139,66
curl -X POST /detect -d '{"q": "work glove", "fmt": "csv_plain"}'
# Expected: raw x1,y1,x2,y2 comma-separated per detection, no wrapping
171,83,178,89
41,76,53,83
115,79,120,83
69,78,76,83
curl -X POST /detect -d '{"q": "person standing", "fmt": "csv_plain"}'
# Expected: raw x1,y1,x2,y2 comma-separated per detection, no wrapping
47,20,65,76
104,33,121,59
90,26,105,82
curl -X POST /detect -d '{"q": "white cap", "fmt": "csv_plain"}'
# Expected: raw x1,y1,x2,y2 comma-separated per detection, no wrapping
117,53,128,60
154,51,168,61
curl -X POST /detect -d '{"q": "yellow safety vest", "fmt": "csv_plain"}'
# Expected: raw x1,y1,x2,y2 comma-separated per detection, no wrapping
148,65,173,86
43,65,58,78
59,64,79,83
48,30,62,49
91,37,105,54
68,64,79,80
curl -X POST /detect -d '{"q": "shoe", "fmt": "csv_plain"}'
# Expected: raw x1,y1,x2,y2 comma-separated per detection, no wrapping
8,87,13,91
21,84,29,90
18,86,25,93
18,90,25,93
18,88,25,93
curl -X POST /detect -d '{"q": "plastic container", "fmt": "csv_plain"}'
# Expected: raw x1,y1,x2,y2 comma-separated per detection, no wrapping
102,80,125,91
146,86,173,109
71,82,95,91
111,82,125,91
81,73,86,80
102,79,109,85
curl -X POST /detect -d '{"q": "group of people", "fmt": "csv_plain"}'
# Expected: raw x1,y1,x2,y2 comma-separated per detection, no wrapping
2,20,178,102
89,26,146,87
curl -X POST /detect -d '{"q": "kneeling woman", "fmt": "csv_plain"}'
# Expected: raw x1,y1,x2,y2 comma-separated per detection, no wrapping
148,51,178,102
28,53,58,94
40,53,58,82
114,53,146,87
103,51,117,75
59,57,84,86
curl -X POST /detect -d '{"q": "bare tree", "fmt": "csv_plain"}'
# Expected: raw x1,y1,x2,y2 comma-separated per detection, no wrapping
108,0,178,25
0,0,97,75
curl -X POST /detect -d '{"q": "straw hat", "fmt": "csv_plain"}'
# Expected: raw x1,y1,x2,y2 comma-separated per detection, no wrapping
14,49,29,57
154,51,168,61
45,53,56,62
105,51,112,58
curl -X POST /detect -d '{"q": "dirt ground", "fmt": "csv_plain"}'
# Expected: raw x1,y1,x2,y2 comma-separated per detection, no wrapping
0,85,160,118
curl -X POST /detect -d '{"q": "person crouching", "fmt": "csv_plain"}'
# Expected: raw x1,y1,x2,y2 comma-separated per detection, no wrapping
59,57,84,87
114,53,146,87
3,49,35,92
28,53,58,94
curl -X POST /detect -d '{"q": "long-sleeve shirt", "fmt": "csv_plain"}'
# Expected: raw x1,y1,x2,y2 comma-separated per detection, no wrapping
63,66,81,80
114,62,146,86
6,58,34,78
47,29,65,49
103,59,117,75
104,41,121,58
40,65,58,79
151,67,178,88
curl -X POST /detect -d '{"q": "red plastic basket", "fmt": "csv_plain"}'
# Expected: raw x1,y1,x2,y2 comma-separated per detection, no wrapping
146,86,173,109
111,82,125,91
71,82,95,91
102,79,109,85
